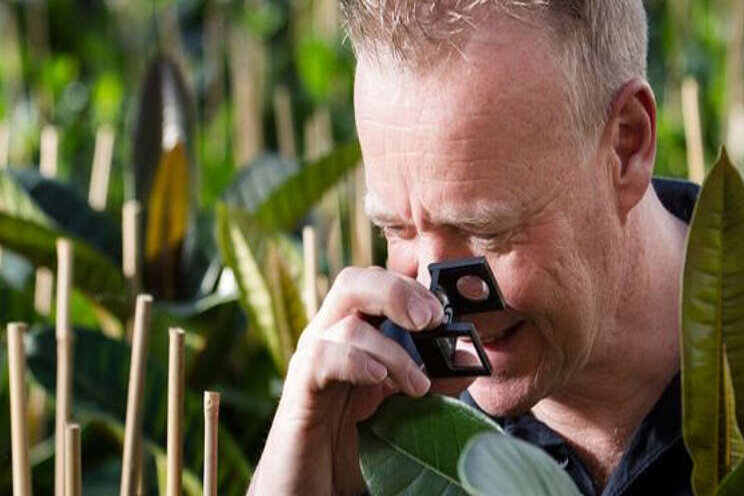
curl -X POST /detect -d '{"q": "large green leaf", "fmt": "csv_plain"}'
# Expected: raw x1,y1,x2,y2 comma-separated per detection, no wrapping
681,149,744,494
217,205,307,375
0,349,11,493
458,432,581,496
359,394,501,495
4,168,122,263
133,55,199,301
25,327,254,496
223,142,361,232
0,213,126,302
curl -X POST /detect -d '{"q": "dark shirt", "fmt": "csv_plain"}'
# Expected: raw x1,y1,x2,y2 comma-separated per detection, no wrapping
385,177,699,496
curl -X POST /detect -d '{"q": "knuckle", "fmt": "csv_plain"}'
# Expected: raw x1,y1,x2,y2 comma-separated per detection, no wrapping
336,316,361,342
386,278,413,310
335,266,360,287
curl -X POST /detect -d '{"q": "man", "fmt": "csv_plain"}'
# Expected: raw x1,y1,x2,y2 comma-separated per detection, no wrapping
249,1,695,494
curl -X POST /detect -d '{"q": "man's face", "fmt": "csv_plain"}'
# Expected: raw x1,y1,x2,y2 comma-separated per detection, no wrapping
356,18,625,415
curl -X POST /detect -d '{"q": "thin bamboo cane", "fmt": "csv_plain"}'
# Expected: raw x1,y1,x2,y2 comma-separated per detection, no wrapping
0,121,9,169
302,226,318,318
351,166,373,267
64,424,81,496
35,126,59,317
40,125,58,179
230,27,265,165
88,125,115,211
203,391,220,496
8,322,32,496
0,122,7,267
166,328,185,496
54,239,74,496
122,201,142,341
273,85,296,160
120,294,153,496
681,77,706,184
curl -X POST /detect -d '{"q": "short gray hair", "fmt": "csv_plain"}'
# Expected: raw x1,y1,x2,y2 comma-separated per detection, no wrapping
341,1,648,150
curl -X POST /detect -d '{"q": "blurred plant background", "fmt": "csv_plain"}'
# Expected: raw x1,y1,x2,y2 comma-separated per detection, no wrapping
0,0,741,494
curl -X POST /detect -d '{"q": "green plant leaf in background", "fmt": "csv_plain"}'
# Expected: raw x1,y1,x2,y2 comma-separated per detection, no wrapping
133,55,198,301
358,394,501,495
25,327,255,496
681,148,744,495
5,167,122,263
458,432,582,496
223,142,361,232
0,213,126,302
217,206,307,375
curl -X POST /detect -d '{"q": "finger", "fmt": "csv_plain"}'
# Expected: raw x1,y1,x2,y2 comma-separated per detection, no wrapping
323,316,431,397
303,267,443,344
430,350,479,397
289,338,390,393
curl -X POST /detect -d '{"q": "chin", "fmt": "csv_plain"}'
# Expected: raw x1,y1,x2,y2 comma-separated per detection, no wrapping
467,373,551,417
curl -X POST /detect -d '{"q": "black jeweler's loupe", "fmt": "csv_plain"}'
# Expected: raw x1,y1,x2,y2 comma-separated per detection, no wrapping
383,257,505,378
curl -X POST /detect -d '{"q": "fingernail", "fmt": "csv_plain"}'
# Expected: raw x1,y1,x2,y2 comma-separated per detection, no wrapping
428,295,443,323
367,360,388,382
409,367,431,396
409,298,432,329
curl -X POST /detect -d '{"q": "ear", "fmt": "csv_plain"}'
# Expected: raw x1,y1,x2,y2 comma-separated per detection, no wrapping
601,79,657,223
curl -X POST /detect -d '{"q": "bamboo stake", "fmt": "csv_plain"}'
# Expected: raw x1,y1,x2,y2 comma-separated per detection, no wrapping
35,126,59,316
54,239,74,496
40,125,58,179
681,78,706,184
0,122,7,267
166,328,185,496
0,122,9,169
203,391,220,496
88,125,115,211
352,166,373,267
33,268,54,317
8,322,32,496
230,27,265,165
64,424,81,496
122,201,142,340
120,294,153,496
302,226,318,318
273,86,296,160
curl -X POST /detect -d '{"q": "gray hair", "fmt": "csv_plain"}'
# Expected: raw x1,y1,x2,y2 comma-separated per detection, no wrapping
340,1,648,151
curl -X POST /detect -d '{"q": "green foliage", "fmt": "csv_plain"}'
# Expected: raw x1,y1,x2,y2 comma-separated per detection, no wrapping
681,149,744,494
217,206,306,375
358,394,501,495
458,432,581,496
224,144,361,231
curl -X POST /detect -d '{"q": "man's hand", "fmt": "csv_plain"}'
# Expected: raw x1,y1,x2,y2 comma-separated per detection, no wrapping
247,266,452,495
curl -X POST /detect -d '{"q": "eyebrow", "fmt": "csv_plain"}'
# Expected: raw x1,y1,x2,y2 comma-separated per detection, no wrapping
364,192,521,231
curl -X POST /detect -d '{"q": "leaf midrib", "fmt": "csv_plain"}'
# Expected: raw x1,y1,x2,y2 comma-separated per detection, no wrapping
368,427,464,489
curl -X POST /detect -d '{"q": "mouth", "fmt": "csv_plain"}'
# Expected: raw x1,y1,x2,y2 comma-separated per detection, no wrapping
479,320,526,345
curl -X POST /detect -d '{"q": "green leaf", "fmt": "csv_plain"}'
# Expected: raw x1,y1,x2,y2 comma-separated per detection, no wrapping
224,143,361,232
359,394,501,495
681,148,744,493
25,327,254,496
0,213,126,302
217,206,307,374
4,168,122,263
718,461,744,496
0,348,11,493
458,432,582,496
133,55,198,301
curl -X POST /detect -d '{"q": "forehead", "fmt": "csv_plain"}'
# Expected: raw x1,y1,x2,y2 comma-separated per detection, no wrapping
355,17,578,224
